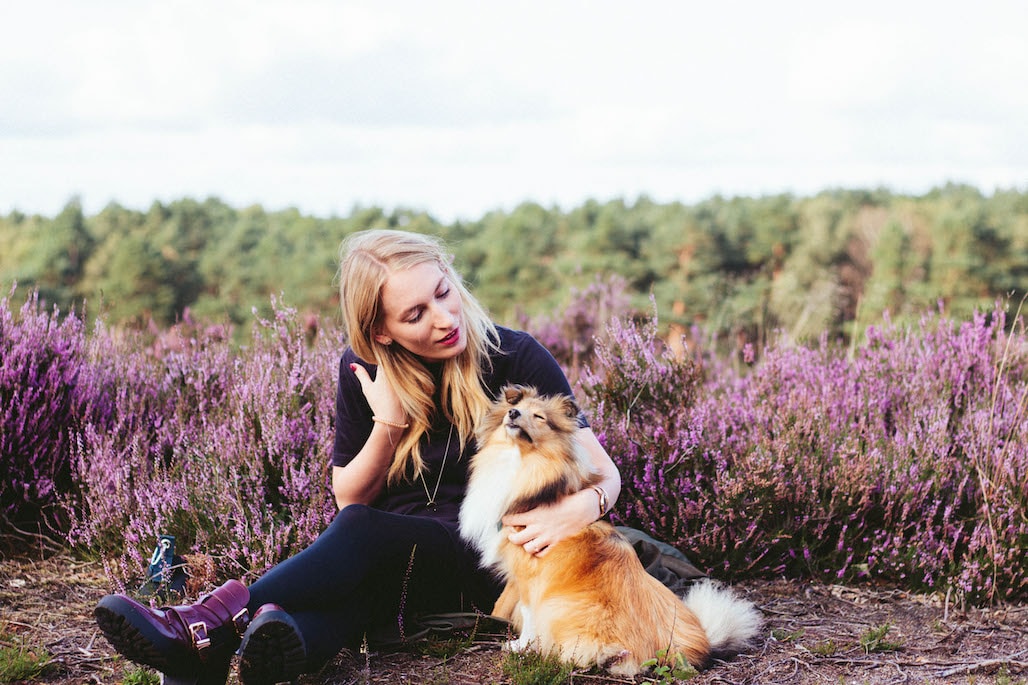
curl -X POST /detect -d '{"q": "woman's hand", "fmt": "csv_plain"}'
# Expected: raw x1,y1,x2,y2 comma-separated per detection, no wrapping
502,427,621,557
502,487,599,557
349,362,405,424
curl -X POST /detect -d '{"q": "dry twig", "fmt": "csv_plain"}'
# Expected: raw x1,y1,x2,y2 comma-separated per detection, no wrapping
938,650,1028,677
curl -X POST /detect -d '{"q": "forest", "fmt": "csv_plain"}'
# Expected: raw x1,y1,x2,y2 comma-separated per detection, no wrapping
2,183,1026,350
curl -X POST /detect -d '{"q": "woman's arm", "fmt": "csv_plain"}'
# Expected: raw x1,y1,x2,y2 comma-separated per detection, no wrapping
331,422,404,509
332,362,406,510
502,426,621,556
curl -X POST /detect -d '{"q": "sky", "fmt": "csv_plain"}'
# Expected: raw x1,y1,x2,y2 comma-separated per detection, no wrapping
2,0,1026,222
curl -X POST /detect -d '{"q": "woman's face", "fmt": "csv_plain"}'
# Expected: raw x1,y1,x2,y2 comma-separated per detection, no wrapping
375,261,467,361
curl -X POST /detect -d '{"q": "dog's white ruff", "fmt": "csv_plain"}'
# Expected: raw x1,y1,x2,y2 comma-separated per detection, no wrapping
458,442,521,570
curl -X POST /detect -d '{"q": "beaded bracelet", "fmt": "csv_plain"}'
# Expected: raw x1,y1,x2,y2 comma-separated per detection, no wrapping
372,416,410,429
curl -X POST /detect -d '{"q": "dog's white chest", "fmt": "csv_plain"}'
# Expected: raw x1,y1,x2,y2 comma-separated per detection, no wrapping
459,443,521,569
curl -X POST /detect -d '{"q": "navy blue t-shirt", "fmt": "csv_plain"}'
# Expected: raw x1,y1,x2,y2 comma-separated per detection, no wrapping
331,327,586,525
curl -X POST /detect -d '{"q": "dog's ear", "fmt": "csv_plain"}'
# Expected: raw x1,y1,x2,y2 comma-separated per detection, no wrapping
560,395,579,419
503,385,525,405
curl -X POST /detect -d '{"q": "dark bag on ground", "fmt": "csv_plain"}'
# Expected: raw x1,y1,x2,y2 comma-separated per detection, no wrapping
615,525,707,595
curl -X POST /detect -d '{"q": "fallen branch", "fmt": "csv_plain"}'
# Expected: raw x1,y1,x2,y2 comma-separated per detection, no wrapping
938,650,1028,677
2,619,39,631
0,515,65,554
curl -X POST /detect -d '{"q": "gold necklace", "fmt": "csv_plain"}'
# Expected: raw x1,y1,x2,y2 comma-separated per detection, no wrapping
420,424,453,508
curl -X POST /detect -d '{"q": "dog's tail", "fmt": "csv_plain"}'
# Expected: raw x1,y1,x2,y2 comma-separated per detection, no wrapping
682,579,763,659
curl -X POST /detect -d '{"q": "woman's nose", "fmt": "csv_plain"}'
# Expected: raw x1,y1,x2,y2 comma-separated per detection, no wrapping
430,303,456,327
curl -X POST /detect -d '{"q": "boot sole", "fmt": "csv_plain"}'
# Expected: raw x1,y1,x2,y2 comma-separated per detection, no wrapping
95,595,199,676
237,612,307,685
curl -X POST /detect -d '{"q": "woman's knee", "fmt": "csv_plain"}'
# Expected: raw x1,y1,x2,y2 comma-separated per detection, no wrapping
335,503,374,526
322,503,377,543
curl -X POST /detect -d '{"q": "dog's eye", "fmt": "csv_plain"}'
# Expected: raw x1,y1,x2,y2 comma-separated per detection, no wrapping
533,413,546,421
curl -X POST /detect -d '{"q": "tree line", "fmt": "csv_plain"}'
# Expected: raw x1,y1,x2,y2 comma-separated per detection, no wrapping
2,183,1026,348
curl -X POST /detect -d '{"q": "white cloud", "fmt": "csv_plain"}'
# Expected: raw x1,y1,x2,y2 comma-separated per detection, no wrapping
2,0,1025,220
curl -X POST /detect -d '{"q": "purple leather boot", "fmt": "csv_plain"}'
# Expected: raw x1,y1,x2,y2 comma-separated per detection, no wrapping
236,604,307,685
95,579,251,681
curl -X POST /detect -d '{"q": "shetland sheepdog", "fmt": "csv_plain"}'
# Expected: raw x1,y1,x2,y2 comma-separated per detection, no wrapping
459,385,762,676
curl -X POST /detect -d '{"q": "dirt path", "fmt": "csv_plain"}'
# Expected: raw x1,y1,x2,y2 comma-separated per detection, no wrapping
2,555,1025,684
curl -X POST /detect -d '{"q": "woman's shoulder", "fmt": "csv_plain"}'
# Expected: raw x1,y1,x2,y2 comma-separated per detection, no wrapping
489,326,552,367
336,347,371,387
485,326,570,394
492,325,537,353
339,346,368,368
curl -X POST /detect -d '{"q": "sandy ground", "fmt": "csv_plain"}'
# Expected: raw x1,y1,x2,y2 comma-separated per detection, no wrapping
1,555,1025,685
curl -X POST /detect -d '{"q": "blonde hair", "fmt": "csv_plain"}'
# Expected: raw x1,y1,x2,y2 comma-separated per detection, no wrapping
337,229,499,484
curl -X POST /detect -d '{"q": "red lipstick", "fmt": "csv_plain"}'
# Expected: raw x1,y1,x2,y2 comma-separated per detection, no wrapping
439,327,460,346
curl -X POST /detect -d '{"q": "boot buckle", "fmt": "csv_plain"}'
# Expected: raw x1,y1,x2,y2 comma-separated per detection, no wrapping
232,608,250,636
188,621,211,650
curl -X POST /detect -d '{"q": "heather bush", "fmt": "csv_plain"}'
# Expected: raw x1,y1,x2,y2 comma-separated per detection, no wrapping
577,312,702,533
582,304,1028,603
70,299,339,587
6,279,1026,604
517,275,633,383
0,289,103,536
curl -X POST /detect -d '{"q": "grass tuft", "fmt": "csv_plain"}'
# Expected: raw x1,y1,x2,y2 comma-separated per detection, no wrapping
858,623,903,654
120,665,160,685
0,625,53,683
501,648,575,685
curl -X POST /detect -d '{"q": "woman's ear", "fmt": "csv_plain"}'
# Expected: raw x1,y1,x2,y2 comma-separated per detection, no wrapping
374,333,393,346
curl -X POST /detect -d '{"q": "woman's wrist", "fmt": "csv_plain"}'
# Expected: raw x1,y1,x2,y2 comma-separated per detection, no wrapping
571,486,605,526
372,415,409,429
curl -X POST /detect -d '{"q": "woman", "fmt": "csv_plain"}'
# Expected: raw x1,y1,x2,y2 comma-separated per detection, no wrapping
94,229,621,685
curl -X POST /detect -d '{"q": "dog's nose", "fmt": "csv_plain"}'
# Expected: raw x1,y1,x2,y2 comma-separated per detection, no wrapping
508,408,520,420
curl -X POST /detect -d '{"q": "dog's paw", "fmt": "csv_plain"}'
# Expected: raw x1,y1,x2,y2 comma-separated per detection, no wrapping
505,636,530,653
600,649,631,669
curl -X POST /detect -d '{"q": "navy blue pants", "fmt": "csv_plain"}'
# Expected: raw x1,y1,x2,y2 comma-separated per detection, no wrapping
245,504,501,669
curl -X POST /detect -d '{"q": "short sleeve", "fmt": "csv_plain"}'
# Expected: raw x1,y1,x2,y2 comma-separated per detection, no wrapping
332,349,375,467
